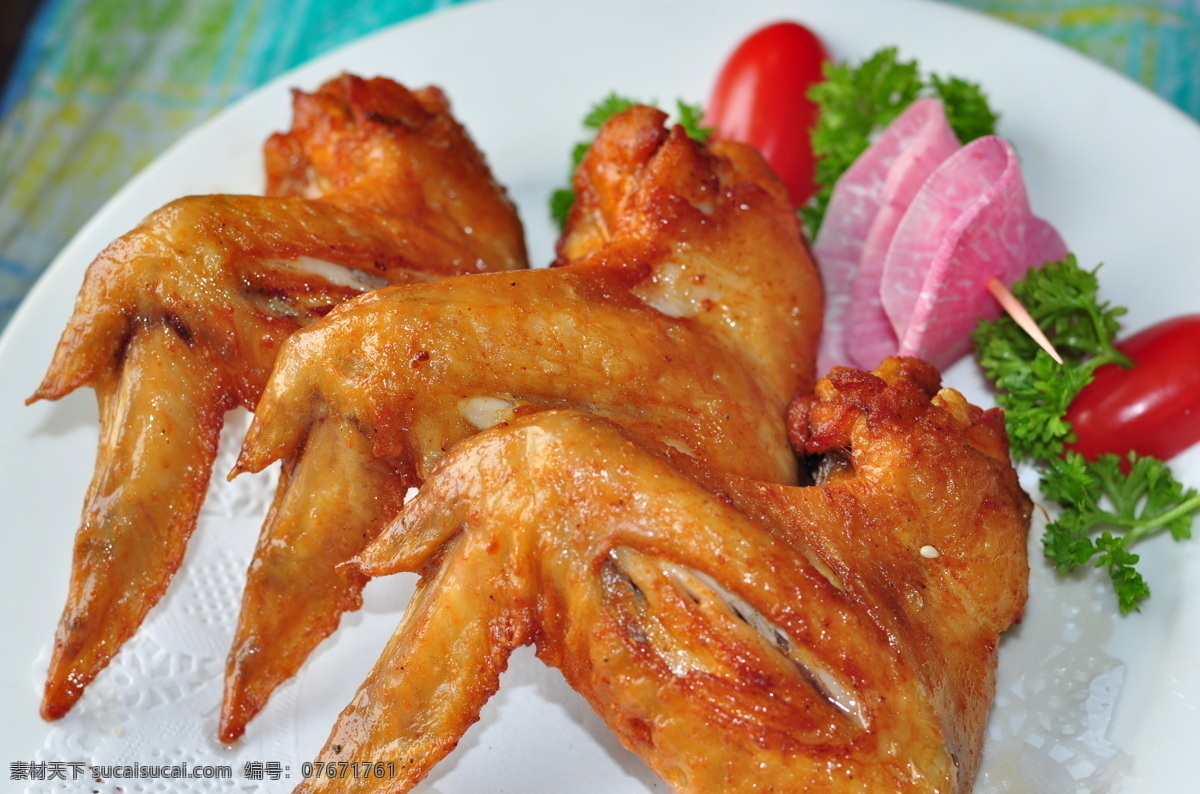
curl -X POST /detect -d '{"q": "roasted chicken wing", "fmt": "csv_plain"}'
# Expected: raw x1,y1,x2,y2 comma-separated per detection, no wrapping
30,74,526,723
224,105,823,740
299,358,1030,794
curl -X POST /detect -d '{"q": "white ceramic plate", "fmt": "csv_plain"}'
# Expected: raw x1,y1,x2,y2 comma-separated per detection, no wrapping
3,0,1199,791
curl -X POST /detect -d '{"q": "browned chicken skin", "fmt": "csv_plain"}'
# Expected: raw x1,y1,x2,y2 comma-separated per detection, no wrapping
237,105,822,482
29,74,526,724
227,105,823,741
299,359,1029,794
28,65,1028,792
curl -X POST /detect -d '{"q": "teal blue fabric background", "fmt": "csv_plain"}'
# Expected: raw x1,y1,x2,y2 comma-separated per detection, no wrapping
0,0,1197,332
955,0,1200,115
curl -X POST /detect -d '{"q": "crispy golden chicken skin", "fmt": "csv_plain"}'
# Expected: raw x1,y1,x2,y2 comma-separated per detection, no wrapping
226,105,823,740
298,359,1029,794
30,74,526,724
556,106,822,403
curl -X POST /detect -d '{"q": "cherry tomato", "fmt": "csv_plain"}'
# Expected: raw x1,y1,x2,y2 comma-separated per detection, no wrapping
706,21,829,209
1067,314,1200,461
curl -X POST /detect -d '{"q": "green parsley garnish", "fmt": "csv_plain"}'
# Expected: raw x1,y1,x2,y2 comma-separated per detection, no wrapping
549,94,712,231
973,255,1199,612
973,255,1130,461
1041,452,1200,614
805,47,999,238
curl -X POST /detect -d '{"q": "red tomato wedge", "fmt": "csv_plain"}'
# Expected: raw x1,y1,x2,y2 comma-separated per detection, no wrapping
706,21,829,209
1067,314,1200,462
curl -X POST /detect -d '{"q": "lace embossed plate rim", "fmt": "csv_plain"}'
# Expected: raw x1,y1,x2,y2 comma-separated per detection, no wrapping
1,0,1198,791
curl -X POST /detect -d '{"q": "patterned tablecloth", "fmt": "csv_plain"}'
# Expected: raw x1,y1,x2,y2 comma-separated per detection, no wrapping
0,0,1197,333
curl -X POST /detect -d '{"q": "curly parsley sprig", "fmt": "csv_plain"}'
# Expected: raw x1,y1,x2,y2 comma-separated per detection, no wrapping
804,47,999,238
973,255,1131,461
1041,452,1200,613
549,94,712,231
973,255,1199,612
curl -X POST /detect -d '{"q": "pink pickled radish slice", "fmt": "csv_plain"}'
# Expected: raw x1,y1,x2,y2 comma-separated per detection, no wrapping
880,135,1068,369
813,98,957,373
842,100,961,370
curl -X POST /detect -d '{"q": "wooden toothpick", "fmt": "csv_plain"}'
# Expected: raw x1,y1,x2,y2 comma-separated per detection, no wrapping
987,277,1064,364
